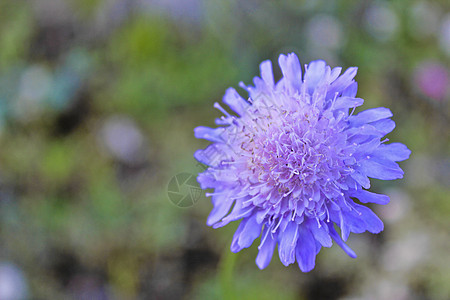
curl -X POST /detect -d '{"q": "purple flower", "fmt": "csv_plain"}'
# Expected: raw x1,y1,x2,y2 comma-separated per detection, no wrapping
194,53,410,272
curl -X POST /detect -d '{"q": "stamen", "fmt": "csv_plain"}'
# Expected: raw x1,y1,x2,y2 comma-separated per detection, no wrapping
271,216,283,233
315,216,321,228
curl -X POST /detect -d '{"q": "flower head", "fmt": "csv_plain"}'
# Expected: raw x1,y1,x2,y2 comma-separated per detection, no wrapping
194,53,410,272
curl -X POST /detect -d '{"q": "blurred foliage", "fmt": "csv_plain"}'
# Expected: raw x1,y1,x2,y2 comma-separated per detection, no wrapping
0,0,448,299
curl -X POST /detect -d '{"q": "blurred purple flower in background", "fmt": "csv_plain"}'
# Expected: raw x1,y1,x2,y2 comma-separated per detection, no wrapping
413,61,449,100
306,15,344,51
97,115,148,165
365,2,398,41
0,262,29,300
195,53,410,272
138,0,203,23
305,14,344,63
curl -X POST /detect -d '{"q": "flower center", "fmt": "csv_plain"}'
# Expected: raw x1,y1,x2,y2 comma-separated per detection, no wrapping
233,105,351,215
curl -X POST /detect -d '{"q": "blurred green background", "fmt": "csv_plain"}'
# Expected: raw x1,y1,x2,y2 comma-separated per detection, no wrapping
0,0,449,299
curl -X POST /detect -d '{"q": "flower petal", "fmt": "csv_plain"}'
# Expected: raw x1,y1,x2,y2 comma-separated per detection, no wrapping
223,87,250,116
330,66,342,82
308,219,332,247
350,189,390,205
327,67,358,97
342,82,358,97
256,227,277,269
230,219,247,252
350,107,393,126
194,126,226,143
194,144,226,167
213,200,253,228
373,143,411,162
207,196,235,226
371,119,396,135
350,171,371,189
238,215,263,249
278,221,299,266
347,124,384,137
196,172,215,189
278,53,302,93
354,204,384,234
327,222,357,258
304,60,326,94
260,60,275,88
359,158,404,180
332,96,364,110
295,226,317,272
339,203,384,236
354,138,380,157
